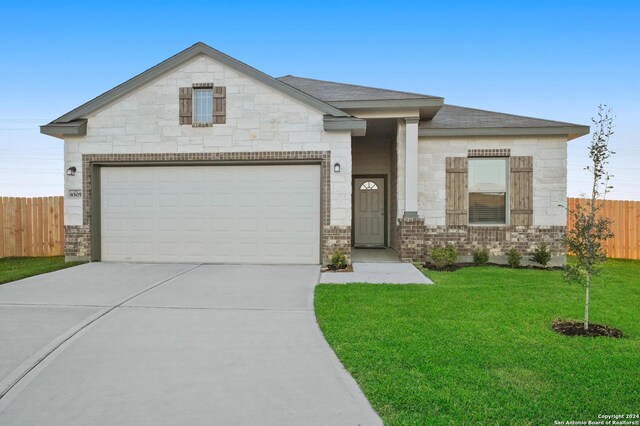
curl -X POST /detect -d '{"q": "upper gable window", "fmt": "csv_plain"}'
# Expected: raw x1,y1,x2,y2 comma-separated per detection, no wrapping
179,84,226,126
193,88,213,124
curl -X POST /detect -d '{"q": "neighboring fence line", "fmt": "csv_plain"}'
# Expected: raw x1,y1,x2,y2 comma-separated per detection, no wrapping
566,197,640,260
0,196,64,258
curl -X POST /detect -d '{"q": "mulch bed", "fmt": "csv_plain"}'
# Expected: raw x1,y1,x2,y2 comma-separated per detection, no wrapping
422,262,565,272
322,264,354,273
552,319,623,338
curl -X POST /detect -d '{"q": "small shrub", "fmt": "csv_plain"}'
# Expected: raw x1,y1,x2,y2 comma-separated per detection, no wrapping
530,243,552,267
330,249,347,269
430,245,459,269
507,248,522,268
472,247,490,265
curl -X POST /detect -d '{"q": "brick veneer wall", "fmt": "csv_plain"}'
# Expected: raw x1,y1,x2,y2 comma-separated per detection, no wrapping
396,222,566,264
64,225,91,260
396,217,426,261
322,226,352,264
65,150,348,263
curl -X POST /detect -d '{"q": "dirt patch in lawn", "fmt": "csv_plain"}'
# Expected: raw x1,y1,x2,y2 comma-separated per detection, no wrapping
552,319,623,338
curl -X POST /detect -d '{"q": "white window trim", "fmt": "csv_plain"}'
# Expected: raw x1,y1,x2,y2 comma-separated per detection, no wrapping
193,88,214,125
468,157,510,226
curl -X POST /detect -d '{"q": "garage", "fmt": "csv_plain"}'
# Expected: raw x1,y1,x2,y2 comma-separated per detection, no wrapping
99,164,321,264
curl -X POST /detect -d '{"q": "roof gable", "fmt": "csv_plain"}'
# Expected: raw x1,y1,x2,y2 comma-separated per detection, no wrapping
48,42,349,125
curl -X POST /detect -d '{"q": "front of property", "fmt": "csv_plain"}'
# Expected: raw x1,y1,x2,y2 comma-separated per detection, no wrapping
41,42,588,265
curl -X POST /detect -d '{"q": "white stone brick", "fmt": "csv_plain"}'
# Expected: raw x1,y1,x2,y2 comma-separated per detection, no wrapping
120,99,138,111
64,55,351,227
419,136,567,226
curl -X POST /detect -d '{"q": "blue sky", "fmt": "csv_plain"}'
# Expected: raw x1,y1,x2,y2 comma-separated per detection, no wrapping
1,0,638,199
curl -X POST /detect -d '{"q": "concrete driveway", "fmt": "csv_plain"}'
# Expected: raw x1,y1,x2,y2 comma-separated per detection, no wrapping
0,263,381,425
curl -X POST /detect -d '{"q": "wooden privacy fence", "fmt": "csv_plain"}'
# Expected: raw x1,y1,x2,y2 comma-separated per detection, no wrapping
566,197,640,260
0,197,64,258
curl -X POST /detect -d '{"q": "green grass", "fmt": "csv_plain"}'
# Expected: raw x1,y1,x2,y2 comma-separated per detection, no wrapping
0,256,85,284
315,259,640,425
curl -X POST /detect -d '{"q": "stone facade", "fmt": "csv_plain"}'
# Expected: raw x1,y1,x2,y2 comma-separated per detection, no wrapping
59,51,572,266
63,55,352,229
417,136,567,227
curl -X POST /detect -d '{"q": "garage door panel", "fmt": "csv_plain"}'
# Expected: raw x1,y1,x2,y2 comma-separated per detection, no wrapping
290,243,315,257
210,192,234,207
104,217,127,233
184,217,206,232
290,193,316,209
104,193,127,208
157,218,180,232
265,218,287,233
288,218,316,233
131,218,153,232
101,165,320,264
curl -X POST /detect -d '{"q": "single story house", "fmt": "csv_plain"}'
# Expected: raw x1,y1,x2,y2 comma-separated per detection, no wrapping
41,42,589,265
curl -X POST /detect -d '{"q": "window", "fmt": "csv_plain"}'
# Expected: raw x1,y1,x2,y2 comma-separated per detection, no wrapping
359,181,379,190
468,158,508,224
193,89,213,124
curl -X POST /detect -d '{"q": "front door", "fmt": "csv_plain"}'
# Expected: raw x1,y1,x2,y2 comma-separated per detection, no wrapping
354,177,385,247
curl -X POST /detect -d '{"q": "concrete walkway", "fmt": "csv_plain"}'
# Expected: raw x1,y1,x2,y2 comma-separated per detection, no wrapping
321,263,433,284
0,263,381,425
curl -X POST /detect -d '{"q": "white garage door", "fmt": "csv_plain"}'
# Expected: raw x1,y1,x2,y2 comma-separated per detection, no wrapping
100,165,321,264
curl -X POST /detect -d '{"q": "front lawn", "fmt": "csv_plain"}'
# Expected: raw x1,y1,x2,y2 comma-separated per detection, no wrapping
0,256,84,285
315,259,640,425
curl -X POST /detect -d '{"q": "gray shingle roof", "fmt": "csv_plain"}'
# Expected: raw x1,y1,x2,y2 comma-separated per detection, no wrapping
277,75,441,102
420,105,584,129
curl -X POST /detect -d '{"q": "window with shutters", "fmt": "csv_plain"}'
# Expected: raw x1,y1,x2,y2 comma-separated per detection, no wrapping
179,84,226,126
468,158,508,225
193,88,213,124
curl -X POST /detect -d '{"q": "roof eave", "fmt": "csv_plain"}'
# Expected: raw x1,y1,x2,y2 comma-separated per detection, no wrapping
331,98,444,120
40,120,87,139
323,116,367,136
329,98,443,109
418,125,590,140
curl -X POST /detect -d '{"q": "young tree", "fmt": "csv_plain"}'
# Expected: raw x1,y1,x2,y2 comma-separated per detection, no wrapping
564,105,615,331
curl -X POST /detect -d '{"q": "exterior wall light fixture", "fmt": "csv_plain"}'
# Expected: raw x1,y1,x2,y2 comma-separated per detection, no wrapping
66,166,77,176
334,162,341,173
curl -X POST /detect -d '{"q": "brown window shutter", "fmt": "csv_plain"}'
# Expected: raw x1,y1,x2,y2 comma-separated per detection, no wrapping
179,87,193,125
510,156,533,226
213,86,226,124
445,157,468,226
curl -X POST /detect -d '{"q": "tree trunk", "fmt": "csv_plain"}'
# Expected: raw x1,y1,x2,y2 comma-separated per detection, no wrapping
584,271,590,331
